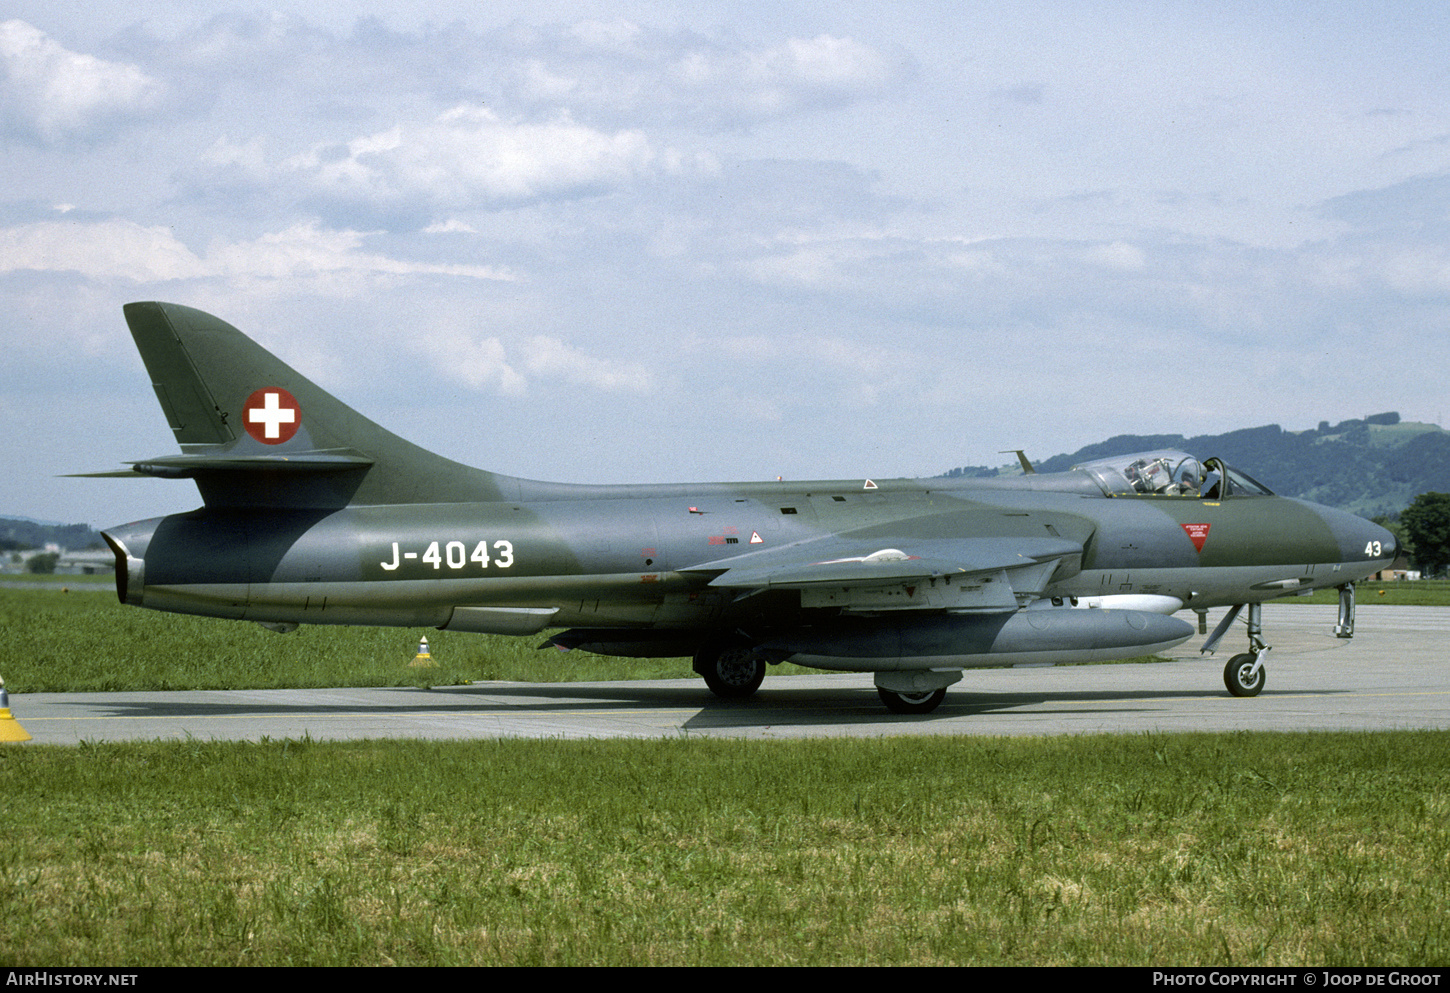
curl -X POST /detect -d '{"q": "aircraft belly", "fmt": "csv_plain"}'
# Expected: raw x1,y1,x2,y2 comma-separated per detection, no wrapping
133,584,252,620
235,571,704,625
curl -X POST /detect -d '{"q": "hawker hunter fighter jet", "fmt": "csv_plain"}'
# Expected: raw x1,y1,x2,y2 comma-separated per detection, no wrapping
93,303,1397,713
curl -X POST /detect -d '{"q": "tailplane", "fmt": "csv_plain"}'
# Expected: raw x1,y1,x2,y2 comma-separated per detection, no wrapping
116,302,511,508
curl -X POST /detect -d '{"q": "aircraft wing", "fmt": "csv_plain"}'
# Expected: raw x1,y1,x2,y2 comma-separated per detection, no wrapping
681,536,1083,612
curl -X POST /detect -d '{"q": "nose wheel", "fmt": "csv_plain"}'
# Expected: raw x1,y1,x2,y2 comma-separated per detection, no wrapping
1223,653,1266,697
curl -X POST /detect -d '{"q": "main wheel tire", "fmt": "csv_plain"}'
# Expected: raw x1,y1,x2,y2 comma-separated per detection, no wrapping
695,643,766,699
1224,653,1266,697
876,686,947,714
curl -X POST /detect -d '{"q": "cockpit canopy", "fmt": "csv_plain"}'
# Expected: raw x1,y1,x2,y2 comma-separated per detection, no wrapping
1074,450,1275,499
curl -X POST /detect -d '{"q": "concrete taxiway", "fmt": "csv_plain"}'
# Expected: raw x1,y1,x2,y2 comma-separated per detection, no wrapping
9,605,1450,745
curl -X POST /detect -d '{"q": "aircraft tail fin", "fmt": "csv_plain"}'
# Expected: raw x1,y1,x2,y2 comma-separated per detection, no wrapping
120,302,512,508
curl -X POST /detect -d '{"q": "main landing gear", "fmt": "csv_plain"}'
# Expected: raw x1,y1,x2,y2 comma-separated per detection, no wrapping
875,686,948,714
692,639,961,715
693,641,766,699
873,670,962,714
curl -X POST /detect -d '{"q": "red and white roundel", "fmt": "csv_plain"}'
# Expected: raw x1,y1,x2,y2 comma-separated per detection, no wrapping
243,387,301,444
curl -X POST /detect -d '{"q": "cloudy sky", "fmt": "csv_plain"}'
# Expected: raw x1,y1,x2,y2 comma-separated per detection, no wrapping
5,1,1450,529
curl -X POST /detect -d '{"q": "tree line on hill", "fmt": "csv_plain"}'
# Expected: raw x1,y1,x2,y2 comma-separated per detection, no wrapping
1,519,104,574
0,518,102,553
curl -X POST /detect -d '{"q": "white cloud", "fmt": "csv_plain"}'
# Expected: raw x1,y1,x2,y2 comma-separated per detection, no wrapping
415,329,527,397
1085,241,1147,271
0,219,203,281
568,19,643,51
415,330,656,397
207,222,516,283
276,106,662,209
0,219,514,285
518,57,578,101
0,20,162,141
199,135,270,174
669,33,895,119
8,5,1450,526
520,335,655,392
1378,248,1450,296
423,218,478,234
773,35,892,90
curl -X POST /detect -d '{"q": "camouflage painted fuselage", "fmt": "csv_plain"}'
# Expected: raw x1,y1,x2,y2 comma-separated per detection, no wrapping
97,303,1396,704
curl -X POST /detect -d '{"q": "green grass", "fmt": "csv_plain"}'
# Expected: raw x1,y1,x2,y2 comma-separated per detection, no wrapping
2,732,1447,966
0,573,112,585
6,578,1449,965
0,581,831,693
5,578,1450,693
1294,579,1450,607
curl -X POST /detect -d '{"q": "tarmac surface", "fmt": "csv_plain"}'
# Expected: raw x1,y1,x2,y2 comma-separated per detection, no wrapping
9,604,1450,745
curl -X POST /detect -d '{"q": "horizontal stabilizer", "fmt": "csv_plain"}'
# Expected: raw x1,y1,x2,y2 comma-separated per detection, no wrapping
66,469,154,479
127,449,375,478
69,449,376,479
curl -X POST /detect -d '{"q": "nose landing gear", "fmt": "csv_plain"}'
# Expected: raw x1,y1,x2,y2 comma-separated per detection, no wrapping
1202,602,1270,698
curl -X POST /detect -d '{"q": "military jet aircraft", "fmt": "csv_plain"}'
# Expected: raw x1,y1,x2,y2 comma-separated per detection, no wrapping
92,303,1398,713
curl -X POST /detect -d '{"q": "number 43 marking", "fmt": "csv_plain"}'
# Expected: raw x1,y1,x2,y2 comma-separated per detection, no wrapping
1365,541,1384,557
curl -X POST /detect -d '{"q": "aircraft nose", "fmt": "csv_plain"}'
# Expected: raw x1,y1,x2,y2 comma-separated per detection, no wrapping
1311,503,1397,574
1372,519,1398,562
1347,513,1397,566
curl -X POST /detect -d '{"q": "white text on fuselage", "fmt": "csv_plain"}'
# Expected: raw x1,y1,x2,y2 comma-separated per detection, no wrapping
379,540,516,572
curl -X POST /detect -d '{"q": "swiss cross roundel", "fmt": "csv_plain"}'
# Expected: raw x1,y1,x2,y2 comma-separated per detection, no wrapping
243,387,301,445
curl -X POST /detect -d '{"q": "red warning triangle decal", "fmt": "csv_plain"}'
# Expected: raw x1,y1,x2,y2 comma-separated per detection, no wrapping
1182,523,1211,553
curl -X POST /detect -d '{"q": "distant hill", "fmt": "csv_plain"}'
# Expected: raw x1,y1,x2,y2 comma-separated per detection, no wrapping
941,412,1450,519
0,518,105,552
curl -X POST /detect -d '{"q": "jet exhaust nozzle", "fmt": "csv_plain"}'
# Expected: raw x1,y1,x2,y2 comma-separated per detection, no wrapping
101,526,152,607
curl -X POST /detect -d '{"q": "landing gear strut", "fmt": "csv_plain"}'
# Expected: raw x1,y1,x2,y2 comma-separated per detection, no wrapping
1334,582,1357,639
1203,602,1269,698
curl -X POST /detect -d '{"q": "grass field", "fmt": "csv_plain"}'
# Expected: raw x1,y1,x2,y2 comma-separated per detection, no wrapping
1297,579,1450,607
5,576,1448,694
3,732,1448,966
0,576,705,693
5,577,1448,966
